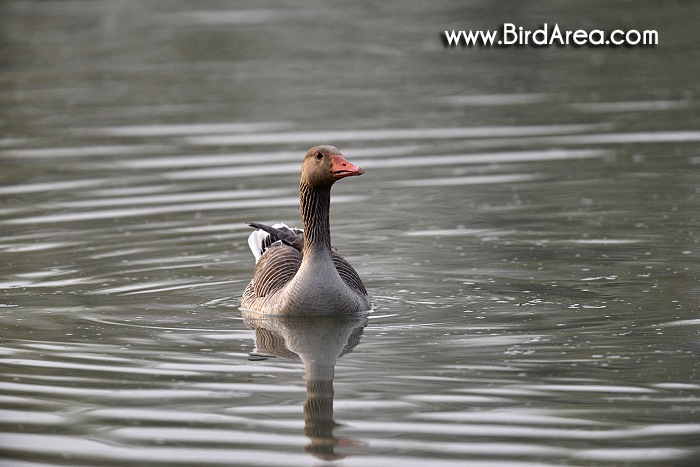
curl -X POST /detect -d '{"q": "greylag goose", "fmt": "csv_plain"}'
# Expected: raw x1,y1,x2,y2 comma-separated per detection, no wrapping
241,145,371,315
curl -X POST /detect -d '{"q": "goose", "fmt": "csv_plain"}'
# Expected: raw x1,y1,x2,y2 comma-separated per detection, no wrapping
241,145,371,315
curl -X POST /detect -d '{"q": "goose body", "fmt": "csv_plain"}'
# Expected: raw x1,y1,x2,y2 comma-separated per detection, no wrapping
241,146,371,316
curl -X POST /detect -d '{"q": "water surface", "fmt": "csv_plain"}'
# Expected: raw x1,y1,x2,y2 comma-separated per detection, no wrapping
1,1,699,465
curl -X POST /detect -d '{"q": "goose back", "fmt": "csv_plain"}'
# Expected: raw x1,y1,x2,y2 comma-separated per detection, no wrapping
242,223,367,311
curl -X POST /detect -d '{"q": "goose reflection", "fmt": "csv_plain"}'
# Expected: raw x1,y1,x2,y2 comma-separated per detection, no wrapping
242,310,368,460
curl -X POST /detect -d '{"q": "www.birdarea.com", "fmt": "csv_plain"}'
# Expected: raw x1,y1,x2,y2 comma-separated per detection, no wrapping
444,23,658,47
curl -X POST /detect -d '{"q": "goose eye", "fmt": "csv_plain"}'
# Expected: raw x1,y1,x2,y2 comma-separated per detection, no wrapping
315,152,323,160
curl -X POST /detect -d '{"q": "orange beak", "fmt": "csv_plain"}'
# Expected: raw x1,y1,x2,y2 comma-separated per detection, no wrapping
330,154,364,179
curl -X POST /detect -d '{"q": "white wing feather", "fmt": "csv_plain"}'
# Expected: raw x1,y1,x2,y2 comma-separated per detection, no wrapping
247,223,293,263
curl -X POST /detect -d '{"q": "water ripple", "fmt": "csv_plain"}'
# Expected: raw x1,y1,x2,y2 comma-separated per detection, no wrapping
184,124,603,146
342,419,700,441
571,100,691,112
397,173,541,187
0,433,313,466
77,122,292,137
3,195,363,225
163,149,608,180
2,145,167,158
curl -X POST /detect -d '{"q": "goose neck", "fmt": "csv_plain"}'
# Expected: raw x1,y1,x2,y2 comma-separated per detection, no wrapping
300,181,332,253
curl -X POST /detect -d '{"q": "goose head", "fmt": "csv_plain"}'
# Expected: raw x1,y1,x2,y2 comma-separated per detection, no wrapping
301,145,364,188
